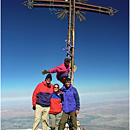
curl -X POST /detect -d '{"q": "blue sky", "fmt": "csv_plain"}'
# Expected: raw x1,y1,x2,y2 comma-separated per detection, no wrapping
1,0,129,105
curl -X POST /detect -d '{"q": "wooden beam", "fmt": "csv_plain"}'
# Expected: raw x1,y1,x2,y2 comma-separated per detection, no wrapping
75,2,108,11
34,0,70,4
75,6,110,15
71,0,75,85
33,4,69,8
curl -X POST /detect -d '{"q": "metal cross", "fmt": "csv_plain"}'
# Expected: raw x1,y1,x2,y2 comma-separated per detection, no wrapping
22,0,118,85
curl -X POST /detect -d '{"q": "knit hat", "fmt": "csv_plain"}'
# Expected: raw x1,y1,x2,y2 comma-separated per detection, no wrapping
65,78,71,83
45,73,52,81
64,57,70,62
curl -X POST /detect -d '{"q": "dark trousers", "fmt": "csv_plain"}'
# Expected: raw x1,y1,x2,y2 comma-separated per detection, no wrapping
57,74,68,82
59,111,77,130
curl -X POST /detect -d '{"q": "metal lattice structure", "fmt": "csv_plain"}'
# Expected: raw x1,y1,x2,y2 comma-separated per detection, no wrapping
22,0,118,85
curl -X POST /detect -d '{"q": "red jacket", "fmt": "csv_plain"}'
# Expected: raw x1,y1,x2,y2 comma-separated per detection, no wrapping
49,91,63,114
32,81,53,107
48,63,70,79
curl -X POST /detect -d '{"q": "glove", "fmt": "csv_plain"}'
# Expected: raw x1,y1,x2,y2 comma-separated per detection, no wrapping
61,93,64,101
42,69,49,75
32,106,36,110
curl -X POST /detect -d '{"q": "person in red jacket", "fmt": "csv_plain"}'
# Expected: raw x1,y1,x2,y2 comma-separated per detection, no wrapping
49,84,63,130
32,74,53,130
42,57,70,84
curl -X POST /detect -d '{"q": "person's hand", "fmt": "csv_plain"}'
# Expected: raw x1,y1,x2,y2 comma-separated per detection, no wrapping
32,106,36,110
42,69,49,75
75,110,79,115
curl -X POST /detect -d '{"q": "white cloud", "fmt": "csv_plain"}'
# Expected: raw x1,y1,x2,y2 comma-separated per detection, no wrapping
6,129,42,130
79,90,128,96
7,129,45,130
1,96,31,102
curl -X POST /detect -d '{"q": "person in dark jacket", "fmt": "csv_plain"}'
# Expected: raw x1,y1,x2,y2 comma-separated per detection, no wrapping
32,74,53,130
59,78,80,130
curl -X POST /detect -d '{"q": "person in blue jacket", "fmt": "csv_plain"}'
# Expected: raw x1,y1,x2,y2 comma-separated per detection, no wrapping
59,78,80,130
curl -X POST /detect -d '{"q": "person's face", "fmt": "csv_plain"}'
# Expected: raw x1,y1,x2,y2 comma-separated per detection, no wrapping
65,61,70,66
54,85,59,92
46,78,51,84
65,82,71,87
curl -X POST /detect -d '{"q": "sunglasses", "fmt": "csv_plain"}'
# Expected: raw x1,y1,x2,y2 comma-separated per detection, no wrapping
54,87,59,89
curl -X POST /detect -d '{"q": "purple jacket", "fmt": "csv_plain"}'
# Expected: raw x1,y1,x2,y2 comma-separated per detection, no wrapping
48,63,70,79
60,84,80,113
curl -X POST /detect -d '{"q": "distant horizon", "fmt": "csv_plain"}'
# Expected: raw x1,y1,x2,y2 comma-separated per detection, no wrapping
1,90,128,108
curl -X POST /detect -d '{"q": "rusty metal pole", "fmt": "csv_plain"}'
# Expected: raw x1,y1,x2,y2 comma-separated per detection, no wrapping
67,0,72,57
71,0,75,85
66,0,72,79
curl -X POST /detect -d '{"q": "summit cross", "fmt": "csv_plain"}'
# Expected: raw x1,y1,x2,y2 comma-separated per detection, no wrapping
22,0,118,85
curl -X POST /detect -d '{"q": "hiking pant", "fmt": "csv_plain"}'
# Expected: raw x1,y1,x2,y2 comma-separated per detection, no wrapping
49,113,62,130
59,111,77,130
32,104,50,130
57,74,68,82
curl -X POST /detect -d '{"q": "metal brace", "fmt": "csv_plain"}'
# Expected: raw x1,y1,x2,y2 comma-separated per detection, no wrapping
108,6,118,16
22,0,35,9
63,40,74,58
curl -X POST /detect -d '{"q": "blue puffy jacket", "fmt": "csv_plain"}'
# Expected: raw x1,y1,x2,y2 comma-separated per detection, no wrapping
60,84,80,113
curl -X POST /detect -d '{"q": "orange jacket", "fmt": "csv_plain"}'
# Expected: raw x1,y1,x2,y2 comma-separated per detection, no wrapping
32,81,53,107
49,91,63,114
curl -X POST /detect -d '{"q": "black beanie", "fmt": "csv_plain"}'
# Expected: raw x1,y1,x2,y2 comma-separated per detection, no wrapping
64,57,70,62
65,78,71,83
45,74,52,81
